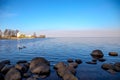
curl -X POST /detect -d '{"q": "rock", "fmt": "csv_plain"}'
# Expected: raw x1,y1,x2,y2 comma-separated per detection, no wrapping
101,63,114,70
0,60,10,65
15,63,28,73
23,73,31,78
66,66,76,74
0,63,5,71
92,58,97,62
67,59,73,63
86,61,97,64
91,50,104,59
0,73,4,80
98,58,106,62
109,52,118,56
114,62,120,72
1,65,14,74
63,71,78,80
30,57,50,68
68,62,78,68
30,57,50,78
26,77,37,80
17,60,27,64
75,59,82,64
5,68,22,80
30,63,50,75
107,69,116,74
54,62,66,70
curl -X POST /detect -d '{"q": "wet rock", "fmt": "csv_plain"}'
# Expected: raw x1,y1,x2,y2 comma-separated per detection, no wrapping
15,63,28,73
23,73,31,78
0,63,5,71
54,62,66,70
91,50,104,59
107,69,116,74
26,77,37,80
92,58,97,62
109,52,118,56
5,68,22,80
0,73,4,80
66,66,76,74
67,59,73,63
114,62,120,72
1,65,14,74
98,58,106,62
101,63,114,70
31,63,50,75
30,57,50,78
17,60,27,64
0,60,10,65
86,61,97,64
68,62,78,68
63,71,78,80
75,59,82,64
30,57,50,68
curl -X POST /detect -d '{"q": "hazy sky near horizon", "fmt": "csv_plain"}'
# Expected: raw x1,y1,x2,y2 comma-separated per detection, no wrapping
0,0,120,37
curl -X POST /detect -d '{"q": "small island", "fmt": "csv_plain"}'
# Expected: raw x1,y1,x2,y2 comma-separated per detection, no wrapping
0,29,46,39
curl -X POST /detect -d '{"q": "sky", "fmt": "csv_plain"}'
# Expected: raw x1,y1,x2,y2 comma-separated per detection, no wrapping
0,0,120,37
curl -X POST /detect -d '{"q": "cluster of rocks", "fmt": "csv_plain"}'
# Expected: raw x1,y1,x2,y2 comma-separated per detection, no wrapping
86,50,106,64
101,62,120,74
54,59,82,80
0,50,119,80
0,57,50,80
85,49,120,74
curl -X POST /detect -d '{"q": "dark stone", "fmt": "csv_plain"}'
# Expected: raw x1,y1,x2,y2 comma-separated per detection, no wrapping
15,63,28,73
17,60,27,64
67,59,73,63
92,58,97,62
109,52,118,56
0,60,10,65
54,62,66,70
0,63,5,71
26,77,37,80
91,50,104,59
1,65,14,74
63,71,78,80
98,58,106,62
66,66,76,74
68,62,78,68
75,59,82,64
101,63,114,70
5,68,22,80
30,57,50,78
0,73,4,80
114,62,120,72
86,61,97,64
23,73,31,78
107,69,116,74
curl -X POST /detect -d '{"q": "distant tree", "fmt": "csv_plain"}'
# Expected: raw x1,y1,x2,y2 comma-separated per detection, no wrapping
32,32,37,38
0,29,2,38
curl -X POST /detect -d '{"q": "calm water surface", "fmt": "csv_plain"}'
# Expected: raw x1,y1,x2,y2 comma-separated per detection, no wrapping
0,37,120,80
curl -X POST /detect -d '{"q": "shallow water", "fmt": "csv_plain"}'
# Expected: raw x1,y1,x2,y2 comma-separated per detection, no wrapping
0,37,120,80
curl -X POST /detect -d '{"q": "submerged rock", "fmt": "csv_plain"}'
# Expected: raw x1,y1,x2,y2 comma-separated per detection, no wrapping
68,62,78,68
109,52,118,56
91,50,104,59
86,61,97,64
17,60,27,64
98,58,106,62
101,63,114,70
5,68,22,80
114,62,120,72
67,59,74,63
75,59,82,64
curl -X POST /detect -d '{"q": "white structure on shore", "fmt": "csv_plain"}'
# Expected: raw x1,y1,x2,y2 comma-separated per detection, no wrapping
17,32,21,38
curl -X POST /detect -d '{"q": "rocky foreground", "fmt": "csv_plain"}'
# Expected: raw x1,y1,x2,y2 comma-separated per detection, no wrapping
0,50,120,80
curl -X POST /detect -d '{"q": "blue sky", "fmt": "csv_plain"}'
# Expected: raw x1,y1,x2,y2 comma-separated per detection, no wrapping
0,0,120,37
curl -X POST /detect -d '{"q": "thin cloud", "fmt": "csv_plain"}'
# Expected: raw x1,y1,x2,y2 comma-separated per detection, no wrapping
0,11,17,18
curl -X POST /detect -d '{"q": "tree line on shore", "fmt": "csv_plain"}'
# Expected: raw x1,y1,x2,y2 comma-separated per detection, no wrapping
0,29,46,39
0,29,19,39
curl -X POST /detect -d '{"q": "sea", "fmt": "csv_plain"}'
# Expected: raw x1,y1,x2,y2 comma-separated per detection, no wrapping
0,37,120,80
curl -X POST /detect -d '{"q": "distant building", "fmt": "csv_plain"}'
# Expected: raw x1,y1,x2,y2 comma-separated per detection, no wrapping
17,32,21,38
39,35,46,38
